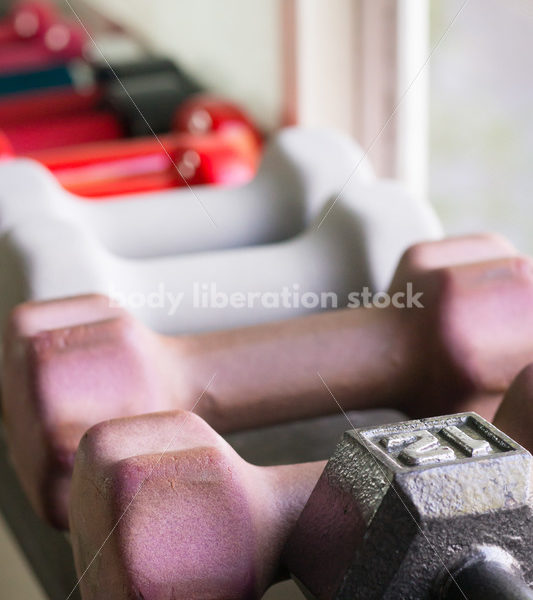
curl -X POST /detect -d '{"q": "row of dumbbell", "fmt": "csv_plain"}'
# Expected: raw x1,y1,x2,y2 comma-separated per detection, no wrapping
2,234,533,598
2,5,532,595
0,0,263,195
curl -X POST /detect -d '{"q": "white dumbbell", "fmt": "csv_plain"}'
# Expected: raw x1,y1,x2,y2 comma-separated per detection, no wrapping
0,177,442,334
0,128,374,259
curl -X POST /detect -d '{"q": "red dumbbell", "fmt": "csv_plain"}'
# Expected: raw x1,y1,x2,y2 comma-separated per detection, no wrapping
26,95,261,171
0,59,205,153
1,105,261,195
0,129,12,158
0,86,104,126
175,93,263,146
0,94,261,195
2,109,124,153
0,18,86,73
1,91,260,154
0,0,58,45
31,128,261,197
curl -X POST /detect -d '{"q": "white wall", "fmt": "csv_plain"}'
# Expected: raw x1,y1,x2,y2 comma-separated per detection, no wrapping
430,0,533,252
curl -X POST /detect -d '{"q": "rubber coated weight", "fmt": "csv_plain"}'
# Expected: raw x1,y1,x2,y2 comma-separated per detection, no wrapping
493,364,533,456
69,411,325,599
0,92,260,191
24,127,260,196
93,57,187,83
0,86,104,125
4,235,527,529
104,69,200,136
174,93,262,145
0,62,77,95
0,56,190,104
0,19,86,73
0,128,375,257
0,58,200,151
0,0,58,45
0,174,440,334
1,109,125,153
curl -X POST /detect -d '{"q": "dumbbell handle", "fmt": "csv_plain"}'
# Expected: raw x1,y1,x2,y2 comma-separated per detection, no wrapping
27,128,257,175
167,302,419,431
0,129,374,259
43,131,258,196
442,560,533,600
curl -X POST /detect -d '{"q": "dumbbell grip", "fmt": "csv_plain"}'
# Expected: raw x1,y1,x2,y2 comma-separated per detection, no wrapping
170,304,418,432
442,561,533,600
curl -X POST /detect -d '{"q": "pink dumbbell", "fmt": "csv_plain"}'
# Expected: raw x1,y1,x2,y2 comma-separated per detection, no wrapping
493,363,533,453
69,410,325,600
4,233,533,529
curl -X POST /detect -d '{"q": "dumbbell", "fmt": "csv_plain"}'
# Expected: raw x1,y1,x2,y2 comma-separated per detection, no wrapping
1,115,260,196
0,17,86,73
285,410,533,600
0,61,88,97
0,84,103,123
38,131,259,197
68,410,326,599
0,56,188,107
0,128,375,257
493,363,533,461
0,0,58,45
0,173,440,334
0,64,207,152
0,2,143,76
68,409,533,599
6,234,530,530
174,93,263,146
22,93,262,182
1,107,125,152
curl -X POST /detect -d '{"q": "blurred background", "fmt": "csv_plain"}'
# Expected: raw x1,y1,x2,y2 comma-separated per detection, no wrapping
40,0,530,251
431,0,533,253
0,0,531,597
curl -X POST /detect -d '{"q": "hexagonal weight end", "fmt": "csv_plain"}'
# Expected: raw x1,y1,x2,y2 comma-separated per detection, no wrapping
285,413,533,600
